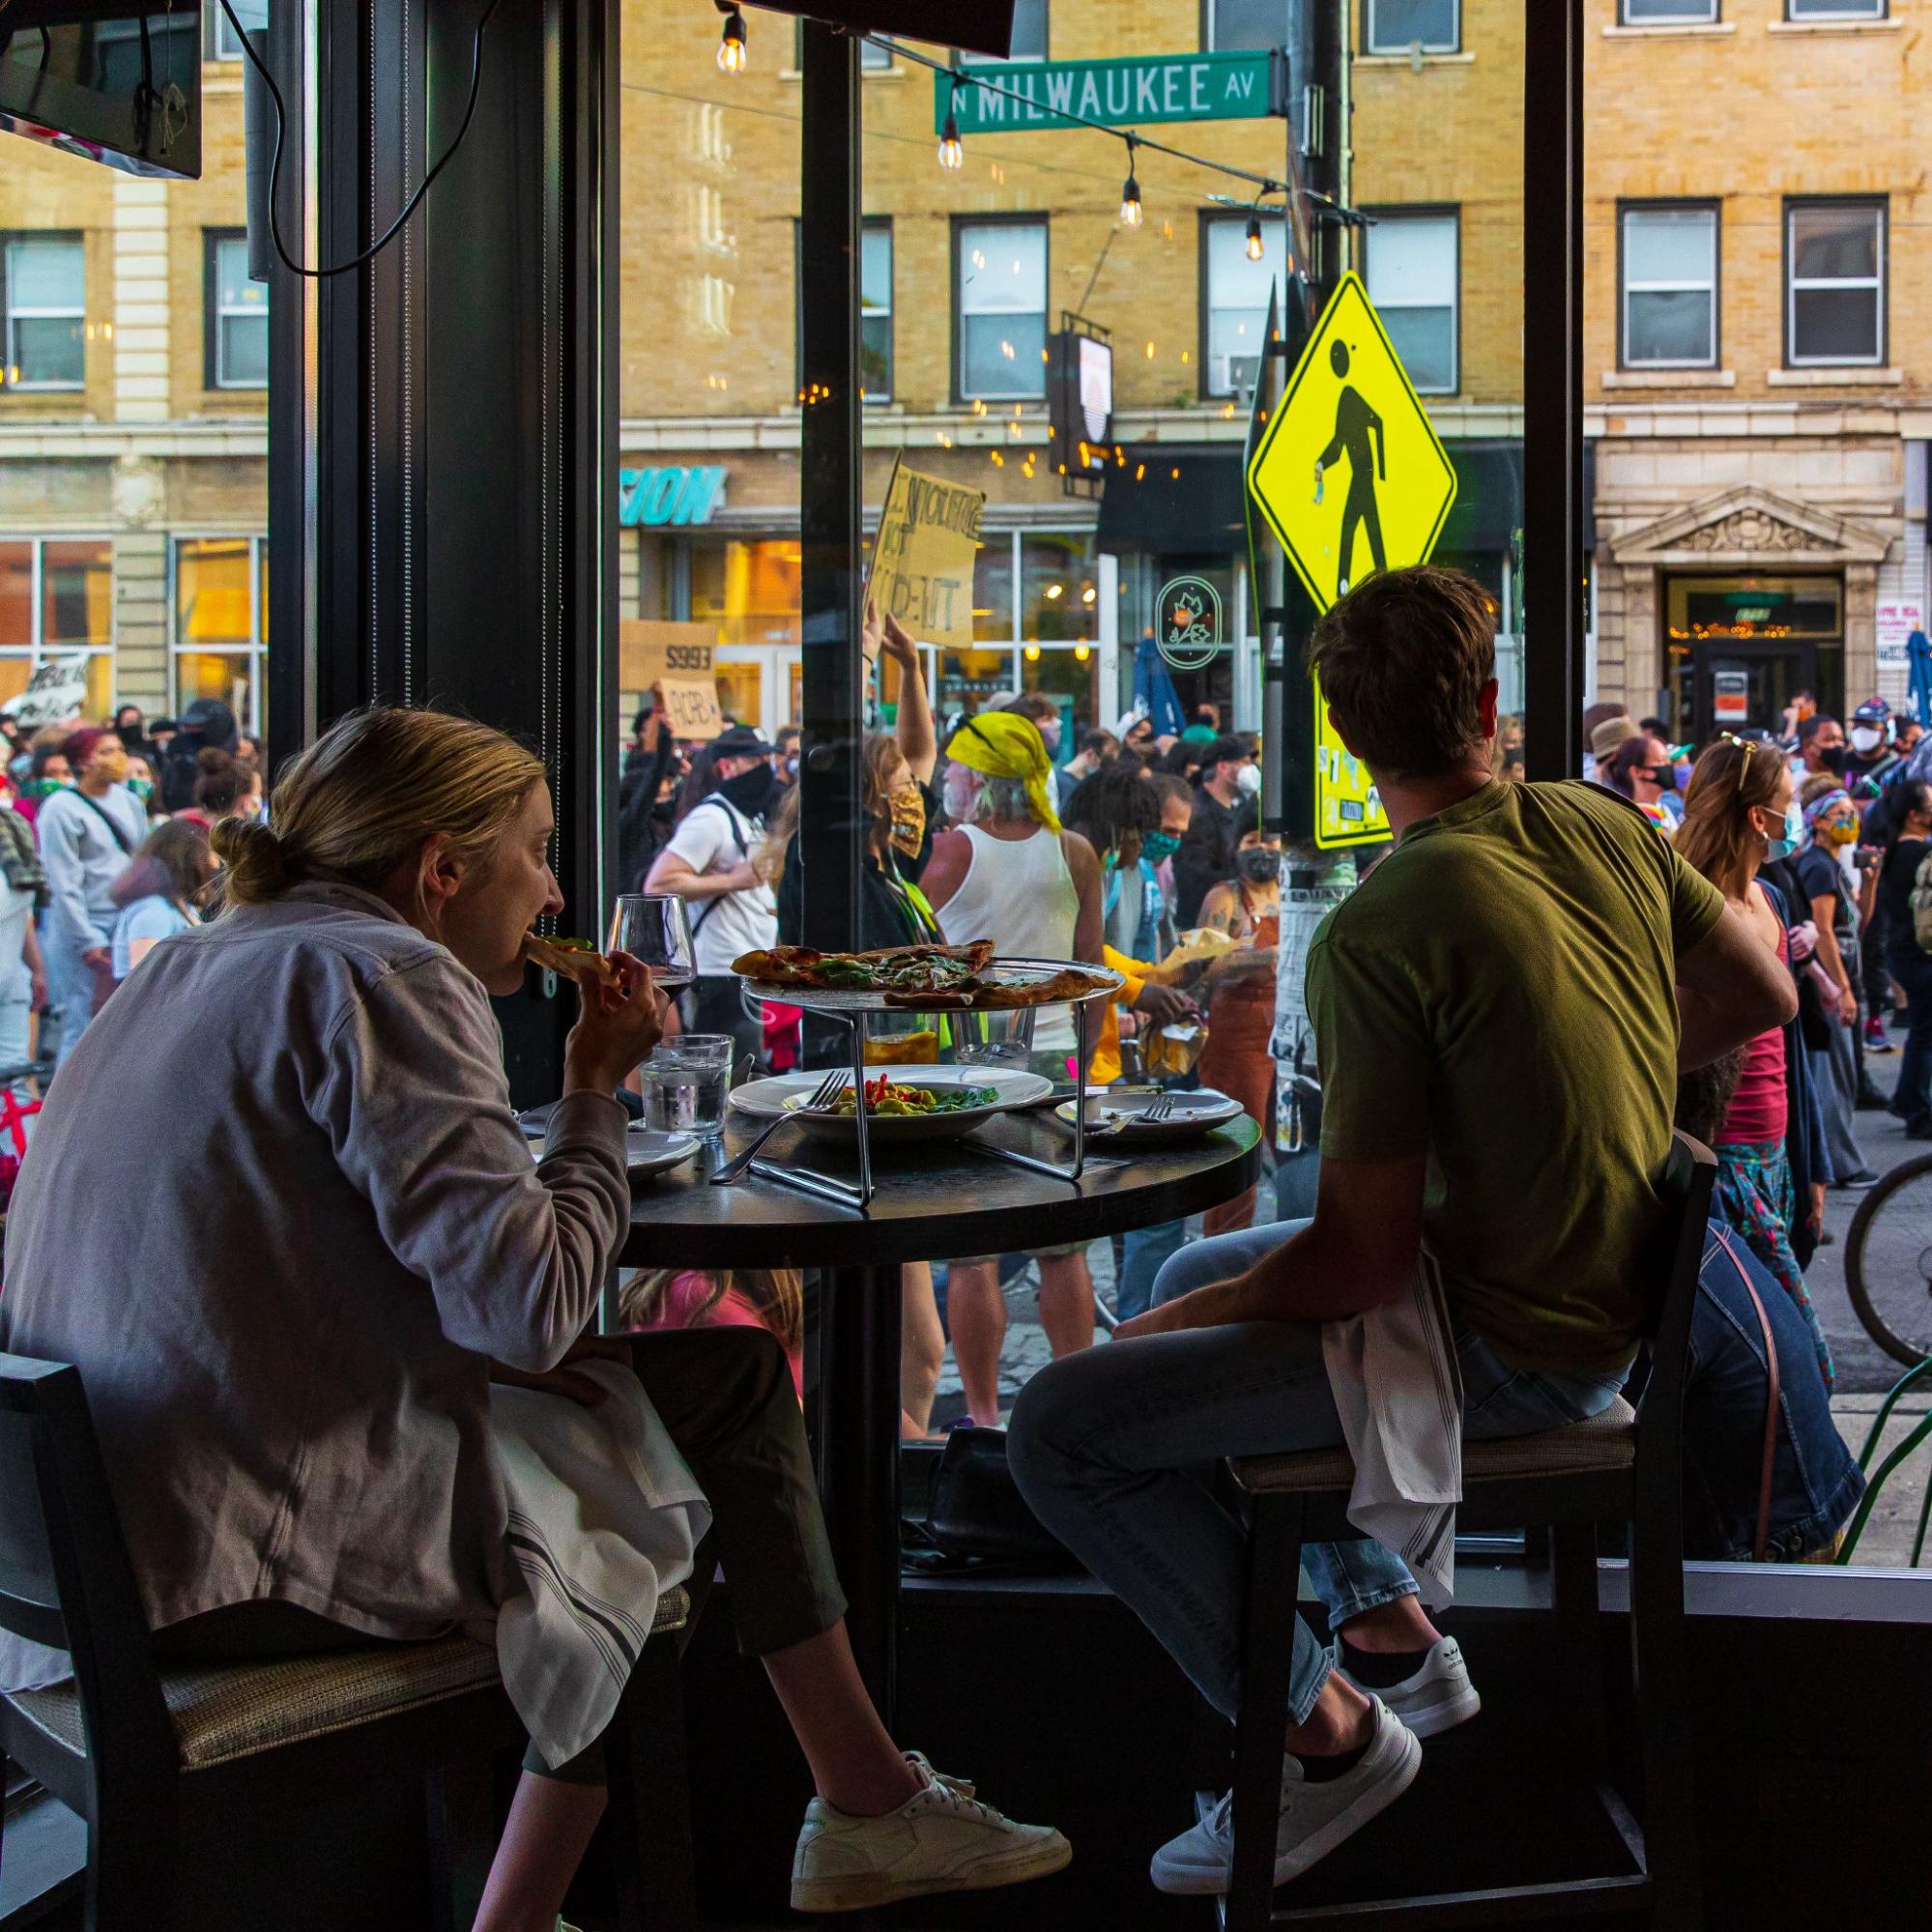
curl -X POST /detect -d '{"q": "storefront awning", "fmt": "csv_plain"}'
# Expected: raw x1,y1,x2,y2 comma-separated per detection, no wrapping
1435,441,1525,560
1096,445,1250,557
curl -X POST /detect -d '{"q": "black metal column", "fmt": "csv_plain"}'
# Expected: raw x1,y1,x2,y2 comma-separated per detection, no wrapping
1521,0,1586,783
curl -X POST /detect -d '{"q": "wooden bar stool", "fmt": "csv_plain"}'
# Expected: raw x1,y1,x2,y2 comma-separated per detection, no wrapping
1220,1132,1715,1932
0,1351,697,1932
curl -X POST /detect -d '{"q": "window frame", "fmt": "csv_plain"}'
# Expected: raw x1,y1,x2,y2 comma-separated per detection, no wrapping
168,533,270,735
1785,0,1884,19
1617,199,1720,371
204,229,269,391
1197,212,1286,402
0,535,116,712
1004,0,1050,60
1362,0,1462,56
952,215,1051,406
1,234,87,394
793,217,892,406
1361,204,1461,394
1200,1,1290,53
1783,195,1887,369
1617,0,1719,22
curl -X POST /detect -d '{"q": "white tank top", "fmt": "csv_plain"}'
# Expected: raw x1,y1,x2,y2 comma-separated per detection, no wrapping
937,824,1081,1053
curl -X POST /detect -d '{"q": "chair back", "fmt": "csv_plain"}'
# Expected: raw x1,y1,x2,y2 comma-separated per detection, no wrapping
0,1352,178,1791
1633,1131,1717,1512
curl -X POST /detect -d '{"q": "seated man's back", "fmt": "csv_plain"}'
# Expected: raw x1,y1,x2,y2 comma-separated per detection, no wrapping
1312,775,1722,1376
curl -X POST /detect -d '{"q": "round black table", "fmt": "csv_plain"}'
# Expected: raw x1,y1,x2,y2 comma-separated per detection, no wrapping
616,1110,1261,1721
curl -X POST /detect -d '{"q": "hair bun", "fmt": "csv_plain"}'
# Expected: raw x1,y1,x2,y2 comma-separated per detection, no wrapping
211,817,297,903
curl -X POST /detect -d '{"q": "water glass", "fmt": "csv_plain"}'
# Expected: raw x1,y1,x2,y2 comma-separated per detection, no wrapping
642,1047,729,1135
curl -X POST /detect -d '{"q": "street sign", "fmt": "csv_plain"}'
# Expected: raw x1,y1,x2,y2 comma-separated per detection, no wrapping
1156,575,1223,672
1246,273,1457,615
937,49,1278,134
1247,272,1457,849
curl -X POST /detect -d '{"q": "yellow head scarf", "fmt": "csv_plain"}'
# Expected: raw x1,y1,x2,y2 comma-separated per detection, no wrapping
948,711,1062,833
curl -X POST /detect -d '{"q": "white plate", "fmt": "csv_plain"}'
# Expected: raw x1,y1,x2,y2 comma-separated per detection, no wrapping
527,1124,702,1177
728,1064,1054,1143
1054,1087,1246,1146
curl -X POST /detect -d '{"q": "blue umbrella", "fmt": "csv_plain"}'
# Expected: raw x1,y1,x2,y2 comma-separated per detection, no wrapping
1133,635,1188,739
1909,629,1932,732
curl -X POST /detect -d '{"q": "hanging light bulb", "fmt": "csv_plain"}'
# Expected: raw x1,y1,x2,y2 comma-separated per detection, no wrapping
716,7,746,73
1119,140,1143,228
937,75,965,170
1245,213,1265,261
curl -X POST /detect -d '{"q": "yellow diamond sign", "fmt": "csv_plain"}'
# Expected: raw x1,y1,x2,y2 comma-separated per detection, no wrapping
1247,273,1457,848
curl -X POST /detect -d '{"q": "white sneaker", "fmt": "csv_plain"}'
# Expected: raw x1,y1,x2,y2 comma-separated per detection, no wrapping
1149,1697,1420,1896
791,1752,1072,1913
1340,1636,1482,1741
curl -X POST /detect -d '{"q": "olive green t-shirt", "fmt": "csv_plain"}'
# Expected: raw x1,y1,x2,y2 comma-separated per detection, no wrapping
1306,780,1725,1375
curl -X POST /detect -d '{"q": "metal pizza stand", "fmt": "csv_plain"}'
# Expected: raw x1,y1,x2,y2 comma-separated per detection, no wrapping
616,959,1261,1730
734,956,1125,1209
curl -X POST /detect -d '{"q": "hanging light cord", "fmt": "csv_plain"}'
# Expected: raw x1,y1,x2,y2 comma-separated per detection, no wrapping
216,0,505,279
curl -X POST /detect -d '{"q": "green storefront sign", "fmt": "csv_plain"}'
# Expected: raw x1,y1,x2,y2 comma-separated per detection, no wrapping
936,49,1279,135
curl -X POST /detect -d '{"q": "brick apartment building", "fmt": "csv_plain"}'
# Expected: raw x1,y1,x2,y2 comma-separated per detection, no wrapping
0,1,1923,748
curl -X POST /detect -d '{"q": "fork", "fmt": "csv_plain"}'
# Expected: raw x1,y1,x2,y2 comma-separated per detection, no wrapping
710,1068,848,1185
1089,1093,1179,1138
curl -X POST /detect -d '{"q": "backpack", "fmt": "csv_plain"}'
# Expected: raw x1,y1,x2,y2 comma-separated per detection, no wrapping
1911,848,1932,954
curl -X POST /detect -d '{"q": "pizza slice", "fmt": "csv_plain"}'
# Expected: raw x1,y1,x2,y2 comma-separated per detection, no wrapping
522,933,619,989
732,940,995,995
881,966,1115,1010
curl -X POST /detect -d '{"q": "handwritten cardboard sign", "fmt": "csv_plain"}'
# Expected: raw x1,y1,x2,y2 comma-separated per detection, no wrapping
657,675,724,741
867,457,984,649
619,620,715,688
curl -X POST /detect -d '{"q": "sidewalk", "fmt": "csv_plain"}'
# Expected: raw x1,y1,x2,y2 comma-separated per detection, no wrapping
1831,1390,1932,1567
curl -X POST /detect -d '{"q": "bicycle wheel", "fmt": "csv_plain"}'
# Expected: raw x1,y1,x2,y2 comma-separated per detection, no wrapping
1844,1153,1932,1368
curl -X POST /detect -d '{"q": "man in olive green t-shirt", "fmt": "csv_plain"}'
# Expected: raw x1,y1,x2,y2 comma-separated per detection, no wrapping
1009,566,1797,1898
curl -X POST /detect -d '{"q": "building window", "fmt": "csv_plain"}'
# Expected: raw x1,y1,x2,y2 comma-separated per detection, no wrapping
172,536,269,735
0,539,115,716
1204,2,1287,52
1787,1,1883,17
793,21,893,68
1365,211,1458,391
937,528,1098,722
1620,0,1718,20
1786,199,1885,366
1201,216,1285,398
210,0,266,60
1620,204,1717,368
2,237,86,391
861,222,892,402
956,220,1048,402
1363,0,1460,55
1006,0,1050,58
207,232,269,389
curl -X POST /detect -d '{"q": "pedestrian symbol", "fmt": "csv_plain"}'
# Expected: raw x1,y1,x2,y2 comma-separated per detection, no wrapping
1246,273,1456,615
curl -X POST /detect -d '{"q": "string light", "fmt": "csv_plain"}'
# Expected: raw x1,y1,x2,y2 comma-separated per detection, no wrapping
1119,137,1143,229
937,75,964,171
1245,213,1265,261
715,7,746,75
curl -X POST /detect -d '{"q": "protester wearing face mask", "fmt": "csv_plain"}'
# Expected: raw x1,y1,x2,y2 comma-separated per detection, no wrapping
1795,713,1847,781
1792,778,1878,1193
1604,733,1682,832
1053,728,1118,810
1676,737,1834,1389
1843,698,1893,785
644,722,781,1067
1197,829,1283,939
1173,734,1258,927
14,743,73,829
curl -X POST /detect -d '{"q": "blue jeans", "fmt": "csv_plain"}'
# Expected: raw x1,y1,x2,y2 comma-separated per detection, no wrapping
1009,1219,1627,1725
43,932,102,1071
1888,951,1932,1132
1116,1220,1189,1323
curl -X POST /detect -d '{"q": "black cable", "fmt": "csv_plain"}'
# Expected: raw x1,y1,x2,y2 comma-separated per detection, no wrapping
217,0,505,279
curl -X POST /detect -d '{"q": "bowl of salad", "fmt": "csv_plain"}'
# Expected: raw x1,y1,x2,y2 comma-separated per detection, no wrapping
727,1064,1055,1143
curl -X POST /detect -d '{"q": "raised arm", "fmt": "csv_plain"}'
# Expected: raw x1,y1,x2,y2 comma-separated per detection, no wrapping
1676,897,1801,1071
875,605,937,785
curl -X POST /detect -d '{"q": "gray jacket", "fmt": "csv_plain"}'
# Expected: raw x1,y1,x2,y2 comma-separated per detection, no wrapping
35,784,146,954
0,881,630,1643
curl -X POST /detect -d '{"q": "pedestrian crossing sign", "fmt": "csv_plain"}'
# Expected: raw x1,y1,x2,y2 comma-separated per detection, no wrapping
1246,273,1457,615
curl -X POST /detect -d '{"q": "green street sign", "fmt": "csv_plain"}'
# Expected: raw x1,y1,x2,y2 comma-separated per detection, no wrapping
936,49,1280,135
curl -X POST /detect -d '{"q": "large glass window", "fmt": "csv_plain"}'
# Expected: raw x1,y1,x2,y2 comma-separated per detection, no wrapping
1365,211,1458,392
0,539,114,715
1202,216,1286,399
210,0,266,60
172,536,269,735
208,232,269,389
1620,0,1718,19
860,222,892,403
1205,0,1286,49
688,539,803,651
1786,200,1886,365
2,238,86,391
956,221,1047,402
1788,0,1883,17
1364,0,1460,55
1620,205,1717,368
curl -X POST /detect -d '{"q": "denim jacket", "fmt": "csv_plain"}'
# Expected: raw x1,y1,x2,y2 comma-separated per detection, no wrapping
1677,1220,1863,1562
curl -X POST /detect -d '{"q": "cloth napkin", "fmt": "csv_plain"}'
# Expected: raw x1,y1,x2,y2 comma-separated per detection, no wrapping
1320,1254,1464,1608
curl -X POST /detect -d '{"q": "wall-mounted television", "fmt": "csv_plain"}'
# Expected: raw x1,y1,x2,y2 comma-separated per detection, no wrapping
0,4,202,180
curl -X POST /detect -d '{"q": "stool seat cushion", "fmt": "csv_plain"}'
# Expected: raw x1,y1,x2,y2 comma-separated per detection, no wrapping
1231,1397,1637,1496
5,1584,690,1772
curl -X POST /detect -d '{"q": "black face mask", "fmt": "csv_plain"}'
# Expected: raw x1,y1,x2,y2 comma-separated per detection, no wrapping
1643,764,1678,794
1817,744,1848,776
1237,848,1281,885
718,764,777,818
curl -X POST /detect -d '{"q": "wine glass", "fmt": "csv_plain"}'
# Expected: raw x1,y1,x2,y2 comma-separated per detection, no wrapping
607,893,696,995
